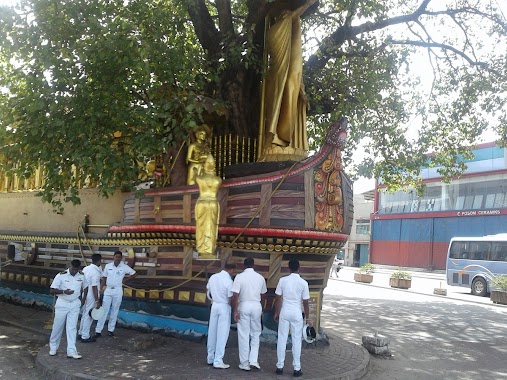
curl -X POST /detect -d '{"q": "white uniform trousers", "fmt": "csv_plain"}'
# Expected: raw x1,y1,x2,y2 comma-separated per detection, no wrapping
78,293,97,339
49,298,81,355
237,301,262,367
276,308,304,371
96,287,122,334
207,302,231,366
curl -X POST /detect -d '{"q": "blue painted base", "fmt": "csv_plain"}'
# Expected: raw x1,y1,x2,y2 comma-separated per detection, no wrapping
0,285,208,335
0,284,280,338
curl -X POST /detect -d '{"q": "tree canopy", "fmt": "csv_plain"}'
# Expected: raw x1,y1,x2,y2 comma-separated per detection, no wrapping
0,0,506,207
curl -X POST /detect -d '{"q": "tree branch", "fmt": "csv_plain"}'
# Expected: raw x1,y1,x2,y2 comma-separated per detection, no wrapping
344,0,358,29
215,0,234,37
389,39,488,68
183,0,221,58
306,0,432,72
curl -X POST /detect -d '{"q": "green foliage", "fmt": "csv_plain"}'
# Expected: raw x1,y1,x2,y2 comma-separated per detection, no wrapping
358,263,375,274
390,270,412,280
0,0,215,205
0,0,506,207
491,275,507,292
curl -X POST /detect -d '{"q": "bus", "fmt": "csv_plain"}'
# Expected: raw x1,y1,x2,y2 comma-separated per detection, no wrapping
446,234,507,296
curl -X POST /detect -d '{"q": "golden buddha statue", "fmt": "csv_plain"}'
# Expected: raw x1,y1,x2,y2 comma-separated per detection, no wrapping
259,0,317,162
186,126,211,185
195,154,222,259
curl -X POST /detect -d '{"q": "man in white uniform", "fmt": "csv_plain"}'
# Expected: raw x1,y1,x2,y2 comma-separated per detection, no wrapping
49,259,85,359
95,251,136,337
78,253,102,342
206,262,236,369
274,259,311,377
231,257,267,371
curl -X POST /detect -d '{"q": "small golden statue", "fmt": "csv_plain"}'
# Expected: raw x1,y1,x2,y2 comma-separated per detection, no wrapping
186,126,211,185
195,154,221,259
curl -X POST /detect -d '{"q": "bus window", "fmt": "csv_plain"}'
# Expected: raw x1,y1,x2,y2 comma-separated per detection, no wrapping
469,242,490,261
450,242,466,259
492,242,507,262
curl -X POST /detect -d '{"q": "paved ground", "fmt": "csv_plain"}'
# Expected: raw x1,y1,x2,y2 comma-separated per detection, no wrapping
0,300,369,380
2,264,501,380
325,269,507,380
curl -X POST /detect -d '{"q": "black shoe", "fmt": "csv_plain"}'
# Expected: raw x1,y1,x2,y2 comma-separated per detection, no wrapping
93,333,101,338
80,337,96,343
276,368,283,375
293,370,303,377
107,331,114,337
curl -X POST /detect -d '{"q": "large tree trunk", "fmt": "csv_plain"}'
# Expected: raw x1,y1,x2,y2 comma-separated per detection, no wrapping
218,66,262,139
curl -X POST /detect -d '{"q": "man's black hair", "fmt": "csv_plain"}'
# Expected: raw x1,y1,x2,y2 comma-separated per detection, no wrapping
70,259,81,268
288,259,300,272
113,250,123,257
244,257,254,268
91,253,102,264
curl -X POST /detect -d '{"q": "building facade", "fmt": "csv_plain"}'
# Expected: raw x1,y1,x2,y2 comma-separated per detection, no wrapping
370,142,507,269
343,192,374,267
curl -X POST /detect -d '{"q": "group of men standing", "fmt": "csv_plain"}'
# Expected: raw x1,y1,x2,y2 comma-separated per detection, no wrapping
206,257,312,377
48,251,312,375
48,251,136,358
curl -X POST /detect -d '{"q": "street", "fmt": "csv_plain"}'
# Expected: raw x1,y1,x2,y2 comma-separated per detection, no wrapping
322,267,507,380
0,308,47,380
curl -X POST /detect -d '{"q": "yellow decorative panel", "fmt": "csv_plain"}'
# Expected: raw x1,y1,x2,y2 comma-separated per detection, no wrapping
16,274,22,282
308,291,322,332
163,290,174,300
149,290,159,299
32,276,39,284
194,292,206,303
179,291,190,301
24,275,31,282
1,272,6,280
136,290,145,298
124,288,133,297
41,277,48,285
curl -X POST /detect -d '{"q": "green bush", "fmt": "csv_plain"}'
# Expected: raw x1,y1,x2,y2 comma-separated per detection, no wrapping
491,275,507,292
358,263,375,274
390,270,412,280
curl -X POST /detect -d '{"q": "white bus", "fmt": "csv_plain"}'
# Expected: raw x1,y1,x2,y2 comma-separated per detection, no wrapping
446,234,507,296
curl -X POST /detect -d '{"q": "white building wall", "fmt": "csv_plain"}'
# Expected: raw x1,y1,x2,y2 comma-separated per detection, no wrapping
343,192,374,266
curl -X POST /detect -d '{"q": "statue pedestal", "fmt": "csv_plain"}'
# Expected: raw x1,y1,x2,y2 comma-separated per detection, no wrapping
261,145,307,162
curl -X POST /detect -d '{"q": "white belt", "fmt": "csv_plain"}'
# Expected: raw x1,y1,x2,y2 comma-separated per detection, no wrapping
57,297,79,303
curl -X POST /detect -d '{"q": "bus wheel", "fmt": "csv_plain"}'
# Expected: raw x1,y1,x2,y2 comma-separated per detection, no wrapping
471,277,487,297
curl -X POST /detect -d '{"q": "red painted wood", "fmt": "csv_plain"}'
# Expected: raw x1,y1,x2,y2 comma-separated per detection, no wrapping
370,240,447,269
109,224,349,242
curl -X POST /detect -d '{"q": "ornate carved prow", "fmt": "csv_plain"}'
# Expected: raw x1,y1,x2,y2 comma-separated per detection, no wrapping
314,117,348,232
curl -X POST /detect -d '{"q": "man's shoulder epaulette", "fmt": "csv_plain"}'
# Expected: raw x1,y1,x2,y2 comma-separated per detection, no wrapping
78,271,84,275
59,271,67,275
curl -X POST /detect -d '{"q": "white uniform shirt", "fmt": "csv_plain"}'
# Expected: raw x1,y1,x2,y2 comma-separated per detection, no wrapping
207,270,233,304
83,264,102,295
103,261,136,288
275,273,310,311
50,269,84,302
231,268,267,302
